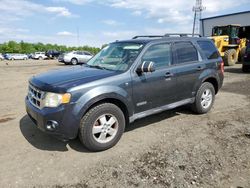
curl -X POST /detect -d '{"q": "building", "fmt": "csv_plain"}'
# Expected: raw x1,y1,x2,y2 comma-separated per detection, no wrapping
200,11,250,38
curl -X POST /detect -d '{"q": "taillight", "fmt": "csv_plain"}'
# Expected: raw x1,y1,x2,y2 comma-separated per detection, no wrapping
220,61,224,74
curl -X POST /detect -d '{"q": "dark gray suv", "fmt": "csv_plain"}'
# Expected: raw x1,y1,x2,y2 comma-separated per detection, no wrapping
26,34,224,151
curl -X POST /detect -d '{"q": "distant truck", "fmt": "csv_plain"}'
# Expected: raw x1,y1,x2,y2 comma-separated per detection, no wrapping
31,52,47,60
210,25,246,66
45,50,62,59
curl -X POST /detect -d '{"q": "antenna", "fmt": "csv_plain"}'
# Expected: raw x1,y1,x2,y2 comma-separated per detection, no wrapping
192,0,205,36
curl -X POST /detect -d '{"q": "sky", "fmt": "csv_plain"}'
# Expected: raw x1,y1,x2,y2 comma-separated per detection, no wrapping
0,0,249,47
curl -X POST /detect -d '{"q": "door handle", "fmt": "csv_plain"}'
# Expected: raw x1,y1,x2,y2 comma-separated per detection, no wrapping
165,72,174,78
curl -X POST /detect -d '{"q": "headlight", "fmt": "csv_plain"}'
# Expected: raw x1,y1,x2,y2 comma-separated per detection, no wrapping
43,92,71,108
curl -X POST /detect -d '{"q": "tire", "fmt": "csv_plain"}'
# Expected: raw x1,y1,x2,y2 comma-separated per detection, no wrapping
191,82,215,114
242,65,250,73
38,56,43,60
224,49,237,66
239,47,246,62
71,58,78,65
79,103,125,151
11,58,14,61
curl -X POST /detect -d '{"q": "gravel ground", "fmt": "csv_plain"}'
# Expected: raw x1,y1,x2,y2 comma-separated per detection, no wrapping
0,60,249,188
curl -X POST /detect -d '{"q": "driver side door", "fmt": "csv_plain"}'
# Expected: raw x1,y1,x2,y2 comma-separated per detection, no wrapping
131,42,177,113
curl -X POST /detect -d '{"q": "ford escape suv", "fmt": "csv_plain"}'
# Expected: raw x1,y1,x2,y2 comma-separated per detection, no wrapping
26,34,224,151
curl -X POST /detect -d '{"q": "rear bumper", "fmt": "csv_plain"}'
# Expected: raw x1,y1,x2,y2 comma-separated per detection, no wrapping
25,96,80,140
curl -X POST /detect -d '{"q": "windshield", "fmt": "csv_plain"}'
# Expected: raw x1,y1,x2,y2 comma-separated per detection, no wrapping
87,42,144,72
212,26,239,38
213,27,229,36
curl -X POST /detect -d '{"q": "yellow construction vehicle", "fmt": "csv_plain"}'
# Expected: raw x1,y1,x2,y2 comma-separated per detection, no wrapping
211,24,246,66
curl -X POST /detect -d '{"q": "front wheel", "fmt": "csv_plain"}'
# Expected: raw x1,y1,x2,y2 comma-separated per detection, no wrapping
224,49,237,66
192,82,215,114
79,103,125,151
71,58,78,65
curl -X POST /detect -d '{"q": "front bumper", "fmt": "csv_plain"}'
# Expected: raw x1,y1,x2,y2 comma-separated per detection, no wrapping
25,96,80,140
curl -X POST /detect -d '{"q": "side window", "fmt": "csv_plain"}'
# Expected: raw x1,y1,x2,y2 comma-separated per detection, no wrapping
197,41,220,59
85,52,92,56
174,42,198,64
75,51,81,55
142,43,171,68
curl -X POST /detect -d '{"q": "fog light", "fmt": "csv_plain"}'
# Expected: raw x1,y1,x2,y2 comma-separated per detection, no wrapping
46,120,58,131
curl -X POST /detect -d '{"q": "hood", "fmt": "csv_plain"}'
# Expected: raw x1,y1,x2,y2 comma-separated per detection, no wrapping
30,65,118,93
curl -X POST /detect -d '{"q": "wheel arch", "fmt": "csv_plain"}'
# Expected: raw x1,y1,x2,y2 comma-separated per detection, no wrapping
202,77,219,94
82,97,130,126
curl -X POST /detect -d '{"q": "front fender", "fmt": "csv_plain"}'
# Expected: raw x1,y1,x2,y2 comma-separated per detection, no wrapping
72,85,133,119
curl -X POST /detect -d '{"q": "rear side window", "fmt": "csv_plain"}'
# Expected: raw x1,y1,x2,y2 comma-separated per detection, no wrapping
197,41,219,59
142,43,171,68
174,42,198,64
84,52,92,56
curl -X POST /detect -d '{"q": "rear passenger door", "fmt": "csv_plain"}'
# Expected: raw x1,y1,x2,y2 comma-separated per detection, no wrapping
173,41,205,101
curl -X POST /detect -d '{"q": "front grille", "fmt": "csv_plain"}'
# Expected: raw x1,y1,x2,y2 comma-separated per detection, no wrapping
28,84,44,109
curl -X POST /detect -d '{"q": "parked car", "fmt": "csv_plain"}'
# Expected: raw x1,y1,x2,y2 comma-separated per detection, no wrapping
26,34,224,151
5,53,28,60
45,50,62,59
58,51,93,65
0,53,4,60
27,53,33,59
31,52,47,60
242,42,250,72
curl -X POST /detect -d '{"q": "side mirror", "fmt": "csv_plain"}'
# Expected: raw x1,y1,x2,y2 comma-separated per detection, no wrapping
136,61,156,73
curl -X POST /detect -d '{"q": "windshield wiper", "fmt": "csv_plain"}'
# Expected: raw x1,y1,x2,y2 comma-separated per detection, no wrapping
86,64,112,71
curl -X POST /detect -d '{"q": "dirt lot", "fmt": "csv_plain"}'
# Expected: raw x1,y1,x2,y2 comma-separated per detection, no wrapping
0,60,250,188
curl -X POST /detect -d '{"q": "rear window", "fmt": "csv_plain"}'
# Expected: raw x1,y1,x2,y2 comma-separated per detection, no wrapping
174,42,198,64
197,41,219,59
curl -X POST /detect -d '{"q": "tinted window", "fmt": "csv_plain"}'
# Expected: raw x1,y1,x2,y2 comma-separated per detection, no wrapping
197,41,219,59
246,43,250,53
142,43,171,68
175,42,198,64
84,52,92,56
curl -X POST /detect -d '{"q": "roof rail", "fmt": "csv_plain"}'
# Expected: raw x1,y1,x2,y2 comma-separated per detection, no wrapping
132,35,163,39
132,33,201,40
164,33,201,37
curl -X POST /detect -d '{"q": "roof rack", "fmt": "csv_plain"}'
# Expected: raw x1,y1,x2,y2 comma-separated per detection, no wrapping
164,33,201,37
132,33,201,39
132,35,163,39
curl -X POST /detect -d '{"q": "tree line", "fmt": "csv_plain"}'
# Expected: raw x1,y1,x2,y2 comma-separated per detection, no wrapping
0,41,101,54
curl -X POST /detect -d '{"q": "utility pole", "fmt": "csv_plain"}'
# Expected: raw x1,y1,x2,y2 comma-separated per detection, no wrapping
192,0,205,36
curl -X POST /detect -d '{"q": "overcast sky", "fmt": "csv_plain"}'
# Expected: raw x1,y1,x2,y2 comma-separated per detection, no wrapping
0,0,249,47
